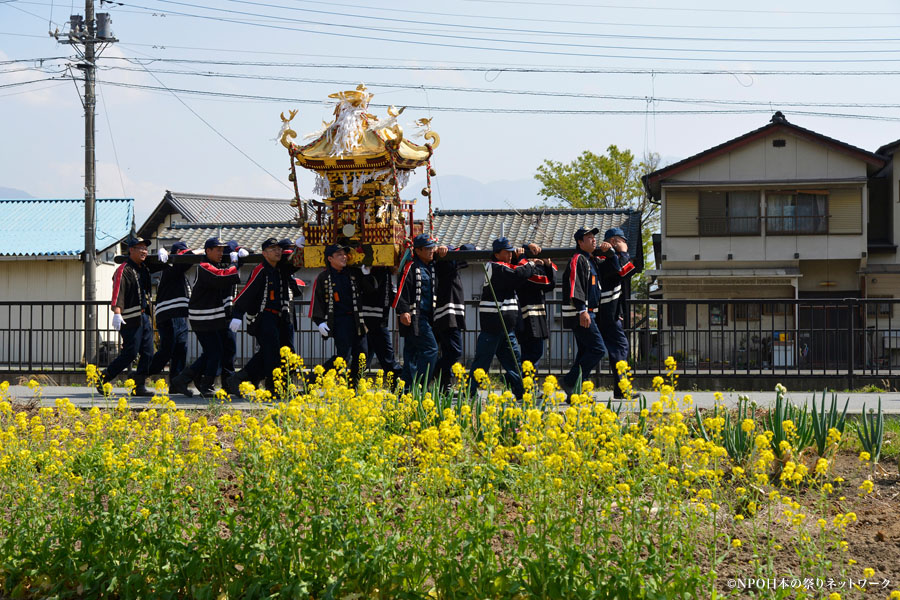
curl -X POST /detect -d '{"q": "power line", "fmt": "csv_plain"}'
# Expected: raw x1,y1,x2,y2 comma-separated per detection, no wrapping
97,64,900,110
103,56,900,76
16,0,900,31
457,0,900,16
141,0,900,56
0,76,60,89
119,59,292,193
181,0,900,44
83,78,900,120
117,0,900,64
0,79,66,97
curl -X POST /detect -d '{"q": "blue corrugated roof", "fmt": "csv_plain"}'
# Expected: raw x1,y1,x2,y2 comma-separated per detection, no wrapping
0,198,133,256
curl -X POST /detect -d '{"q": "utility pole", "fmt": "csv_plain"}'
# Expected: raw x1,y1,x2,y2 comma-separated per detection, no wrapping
57,3,116,365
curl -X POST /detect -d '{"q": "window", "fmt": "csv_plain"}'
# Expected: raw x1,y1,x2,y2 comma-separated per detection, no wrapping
699,191,761,236
763,302,791,316
866,297,894,317
734,304,761,321
767,192,828,234
710,303,728,326
667,303,686,327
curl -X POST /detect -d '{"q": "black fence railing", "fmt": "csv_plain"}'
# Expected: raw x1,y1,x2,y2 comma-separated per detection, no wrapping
2,299,899,385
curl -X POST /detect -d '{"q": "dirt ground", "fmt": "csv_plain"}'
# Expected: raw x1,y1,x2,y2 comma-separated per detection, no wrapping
717,451,900,596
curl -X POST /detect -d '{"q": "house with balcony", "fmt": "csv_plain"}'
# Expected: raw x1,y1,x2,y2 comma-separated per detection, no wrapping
642,112,898,371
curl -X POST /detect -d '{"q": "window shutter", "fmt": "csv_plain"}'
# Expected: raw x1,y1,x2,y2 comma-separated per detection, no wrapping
829,188,862,234
665,190,699,236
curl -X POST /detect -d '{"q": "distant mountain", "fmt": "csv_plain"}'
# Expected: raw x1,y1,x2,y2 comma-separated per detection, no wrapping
0,187,33,199
409,175,543,218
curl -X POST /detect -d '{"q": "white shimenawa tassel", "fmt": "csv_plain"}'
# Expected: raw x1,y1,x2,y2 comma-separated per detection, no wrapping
313,175,330,198
331,99,368,157
396,170,411,191
272,119,290,143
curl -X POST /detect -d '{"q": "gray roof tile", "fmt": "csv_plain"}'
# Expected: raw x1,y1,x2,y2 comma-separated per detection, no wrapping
432,208,642,270
158,207,643,270
166,191,300,224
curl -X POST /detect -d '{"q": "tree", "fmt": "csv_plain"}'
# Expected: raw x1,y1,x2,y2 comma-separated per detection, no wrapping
535,145,660,298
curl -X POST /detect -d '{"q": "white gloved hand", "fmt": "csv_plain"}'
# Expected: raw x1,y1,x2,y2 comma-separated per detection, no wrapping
317,322,330,338
230,251,239,263
229,318,242,333
237,248,249,258
361,265,371,275
157,247,169,263
294,234,305,248
112,313,124,331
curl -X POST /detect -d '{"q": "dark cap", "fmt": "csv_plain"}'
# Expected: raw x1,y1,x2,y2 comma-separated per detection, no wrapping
413,233,436,249
492,237,515,253
278,238,293,249
204,237,227,250
261,237,280,250
170,241,188,253
225,240,240,253
574,226,600,241
324,243,350,258
604,227,626,242
126,236,151,248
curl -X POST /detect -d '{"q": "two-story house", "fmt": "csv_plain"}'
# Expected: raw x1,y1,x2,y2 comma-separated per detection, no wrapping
642,112,893,369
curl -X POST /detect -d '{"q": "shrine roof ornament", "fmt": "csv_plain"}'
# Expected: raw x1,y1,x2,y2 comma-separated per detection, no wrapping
280,84,439,172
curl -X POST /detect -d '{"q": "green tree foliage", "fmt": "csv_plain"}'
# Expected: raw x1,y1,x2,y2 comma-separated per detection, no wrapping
534,145,660,298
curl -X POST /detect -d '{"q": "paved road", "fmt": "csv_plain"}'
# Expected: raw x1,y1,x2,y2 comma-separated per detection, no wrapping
4,385,900,414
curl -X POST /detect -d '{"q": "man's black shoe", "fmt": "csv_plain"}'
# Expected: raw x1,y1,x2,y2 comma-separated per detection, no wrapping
132,384,153,397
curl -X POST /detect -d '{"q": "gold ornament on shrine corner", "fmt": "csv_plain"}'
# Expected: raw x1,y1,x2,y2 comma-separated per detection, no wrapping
279,85,440,268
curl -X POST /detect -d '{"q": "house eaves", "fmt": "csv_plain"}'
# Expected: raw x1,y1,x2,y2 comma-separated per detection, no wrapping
642,112,889,200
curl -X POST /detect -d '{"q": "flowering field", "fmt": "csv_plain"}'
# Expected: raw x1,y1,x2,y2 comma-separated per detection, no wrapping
0,355,898,599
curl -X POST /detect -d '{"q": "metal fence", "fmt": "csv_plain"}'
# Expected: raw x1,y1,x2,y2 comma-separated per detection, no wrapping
2,299,899,385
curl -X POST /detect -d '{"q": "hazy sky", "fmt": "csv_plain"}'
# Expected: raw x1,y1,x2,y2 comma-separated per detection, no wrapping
3,0,900,225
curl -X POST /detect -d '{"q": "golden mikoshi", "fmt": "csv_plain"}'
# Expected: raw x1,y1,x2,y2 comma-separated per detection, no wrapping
280,84,440,267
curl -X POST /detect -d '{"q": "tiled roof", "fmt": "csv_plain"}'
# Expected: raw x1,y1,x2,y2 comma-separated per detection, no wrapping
166,191,299,224
158,208,643,270
159,222,304,253
432,208,642,269
138,191,301,239
643,112,889,199
0,198,133,257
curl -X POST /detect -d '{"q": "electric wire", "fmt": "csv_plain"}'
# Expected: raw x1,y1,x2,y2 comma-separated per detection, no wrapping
14,0,900,31
114,0,900,64
95,64,900,110
181,0,900,44
82,78,900,121
102,56,900,75
457,0,900,16
118,57,293,193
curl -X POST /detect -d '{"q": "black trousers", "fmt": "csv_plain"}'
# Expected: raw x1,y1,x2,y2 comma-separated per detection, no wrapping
105,313,154,381
323,314,368,382
244,312,292,390
435,327,462,388
366,322,399,371
149,316,188,376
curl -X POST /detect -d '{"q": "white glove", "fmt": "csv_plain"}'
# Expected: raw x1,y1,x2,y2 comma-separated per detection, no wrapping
157,248,169,263
294,234,305,248
112,313,124,331
237,248,249,258
230,251,239,263
229,318,242,333
317,322,330,338
361,265,371,275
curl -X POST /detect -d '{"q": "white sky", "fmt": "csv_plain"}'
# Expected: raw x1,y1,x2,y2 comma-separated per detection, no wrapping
2,0,900,226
